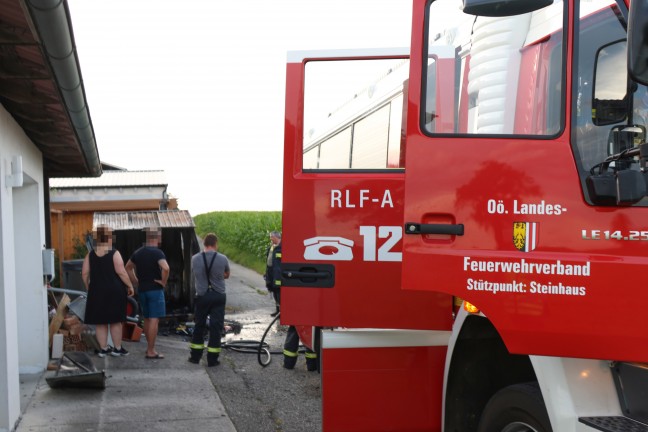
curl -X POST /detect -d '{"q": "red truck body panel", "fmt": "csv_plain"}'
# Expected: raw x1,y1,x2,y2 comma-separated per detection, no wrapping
281,0,648,430
402,0,648,363
282,55,452,331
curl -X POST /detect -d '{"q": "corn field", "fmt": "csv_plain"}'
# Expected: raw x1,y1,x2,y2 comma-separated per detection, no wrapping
194,211,282,273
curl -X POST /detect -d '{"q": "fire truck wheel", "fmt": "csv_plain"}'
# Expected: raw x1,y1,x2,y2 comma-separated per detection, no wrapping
477,382,552,432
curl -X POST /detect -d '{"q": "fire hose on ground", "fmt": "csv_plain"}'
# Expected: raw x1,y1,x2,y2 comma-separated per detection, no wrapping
219,313,309,368
221,312,281,367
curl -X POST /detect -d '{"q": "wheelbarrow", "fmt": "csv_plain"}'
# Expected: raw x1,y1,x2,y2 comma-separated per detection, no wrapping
46,351,106,389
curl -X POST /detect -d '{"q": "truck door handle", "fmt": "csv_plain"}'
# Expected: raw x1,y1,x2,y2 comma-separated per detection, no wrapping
281,263,335,288
405,222,464,236
284,270,331,279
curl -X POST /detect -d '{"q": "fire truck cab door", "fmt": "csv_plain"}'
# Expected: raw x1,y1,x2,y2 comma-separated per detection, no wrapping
282,49,451,331
402,0,648,362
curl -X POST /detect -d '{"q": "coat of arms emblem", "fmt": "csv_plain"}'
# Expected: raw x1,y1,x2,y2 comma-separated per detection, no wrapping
513,222,537,252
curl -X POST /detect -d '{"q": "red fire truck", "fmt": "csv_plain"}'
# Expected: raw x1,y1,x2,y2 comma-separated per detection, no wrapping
281,0,648,430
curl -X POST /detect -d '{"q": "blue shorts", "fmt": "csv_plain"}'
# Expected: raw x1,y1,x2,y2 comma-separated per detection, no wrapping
139,290,166,318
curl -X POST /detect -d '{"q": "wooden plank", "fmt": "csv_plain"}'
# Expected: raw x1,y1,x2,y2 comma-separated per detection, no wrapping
48,294,70,347
49,210,93,261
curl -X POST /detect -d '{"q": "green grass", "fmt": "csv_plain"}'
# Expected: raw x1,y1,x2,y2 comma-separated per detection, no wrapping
194,211,282,275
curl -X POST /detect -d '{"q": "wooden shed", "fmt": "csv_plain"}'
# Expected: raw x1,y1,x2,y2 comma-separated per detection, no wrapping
49,168,178,263
93,210,200,312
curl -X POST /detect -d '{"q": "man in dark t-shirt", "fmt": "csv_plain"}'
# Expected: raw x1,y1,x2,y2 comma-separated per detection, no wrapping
126,226,169,359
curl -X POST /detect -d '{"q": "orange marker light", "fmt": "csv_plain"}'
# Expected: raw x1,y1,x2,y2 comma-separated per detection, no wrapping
464,302,480,314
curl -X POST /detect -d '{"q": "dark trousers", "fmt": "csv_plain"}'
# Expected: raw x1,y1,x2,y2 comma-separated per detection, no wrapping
191,290,226,352
283,325,317,371
272,288,281,305
284,325,299,353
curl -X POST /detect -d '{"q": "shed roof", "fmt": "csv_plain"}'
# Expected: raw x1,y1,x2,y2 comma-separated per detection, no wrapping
93,210,195,231
50,171,167,189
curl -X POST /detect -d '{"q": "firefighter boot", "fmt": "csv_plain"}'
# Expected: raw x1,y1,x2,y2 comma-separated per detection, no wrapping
188,344,204,364
207,347,221,367
305,351,318,372
283,349,298,369
270,304,280,317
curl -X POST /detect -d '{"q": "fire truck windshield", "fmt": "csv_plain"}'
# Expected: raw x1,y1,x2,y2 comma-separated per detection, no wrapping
424,0,564,135
423,0,648,206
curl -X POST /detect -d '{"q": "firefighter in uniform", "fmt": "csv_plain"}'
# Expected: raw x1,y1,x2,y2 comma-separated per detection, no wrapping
283,326,318,372
188,233,230,367
269,231,318,371
265,231,282,317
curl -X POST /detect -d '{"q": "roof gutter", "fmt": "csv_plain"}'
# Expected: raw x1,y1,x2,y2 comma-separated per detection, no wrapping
24,0,102,177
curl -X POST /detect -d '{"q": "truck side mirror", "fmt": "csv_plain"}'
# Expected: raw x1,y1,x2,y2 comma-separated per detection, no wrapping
586,168,646,206
592,40,628,126
607,125,645,156
628,0,648,86
616,169,647,205
462,0,552,17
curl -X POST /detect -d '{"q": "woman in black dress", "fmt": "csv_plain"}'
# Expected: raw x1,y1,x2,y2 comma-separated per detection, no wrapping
82,225,135,357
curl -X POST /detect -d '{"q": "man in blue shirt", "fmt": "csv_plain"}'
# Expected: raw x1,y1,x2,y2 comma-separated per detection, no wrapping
126,226,169,359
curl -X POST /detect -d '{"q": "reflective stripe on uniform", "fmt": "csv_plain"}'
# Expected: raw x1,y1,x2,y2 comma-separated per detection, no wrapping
274,280,281,286
207,347,221,353
283,349,298,357
190,343,205,350
275,253,282,258
304,352,317,359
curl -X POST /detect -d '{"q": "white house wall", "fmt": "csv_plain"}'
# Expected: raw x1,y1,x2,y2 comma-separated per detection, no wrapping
0,104,46,432
14,179,47,373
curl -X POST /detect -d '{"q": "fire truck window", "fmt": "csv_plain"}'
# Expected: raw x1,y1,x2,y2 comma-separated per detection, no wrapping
573,1,627,175
303,147,319,170
351,105,391,168
424,0,564,136
303,59,409,170
424,59,437,132
387,93,405,168
319,128,352,169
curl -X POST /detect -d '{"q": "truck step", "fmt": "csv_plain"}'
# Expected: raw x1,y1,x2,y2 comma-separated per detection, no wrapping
579,416,648,432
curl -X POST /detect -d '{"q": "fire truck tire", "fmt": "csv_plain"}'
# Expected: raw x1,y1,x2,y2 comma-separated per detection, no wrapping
477,382,552,432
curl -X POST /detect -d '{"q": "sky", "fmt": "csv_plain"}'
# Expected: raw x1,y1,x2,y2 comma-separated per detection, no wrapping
66,1,413,216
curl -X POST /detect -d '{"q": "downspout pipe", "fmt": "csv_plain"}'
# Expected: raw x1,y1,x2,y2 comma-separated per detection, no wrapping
23,0,102,177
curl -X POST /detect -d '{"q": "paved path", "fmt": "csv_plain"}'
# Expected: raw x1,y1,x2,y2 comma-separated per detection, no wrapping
17,320,236,431
207,262,322,432
17,261,322,432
